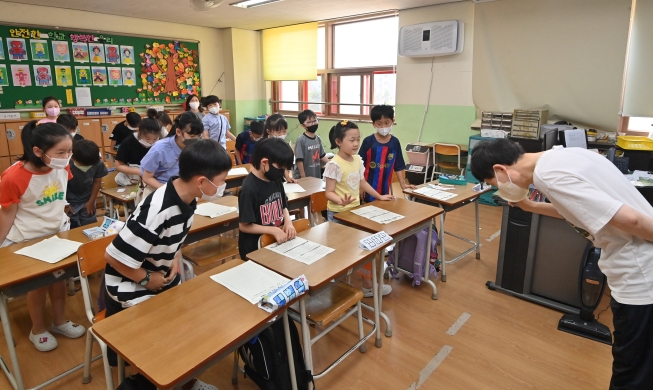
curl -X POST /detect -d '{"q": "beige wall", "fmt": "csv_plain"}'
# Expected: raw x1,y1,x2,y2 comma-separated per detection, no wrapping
0,1,226,99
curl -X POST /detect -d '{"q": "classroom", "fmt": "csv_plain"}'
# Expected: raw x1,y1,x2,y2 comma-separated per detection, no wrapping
0,0,651,389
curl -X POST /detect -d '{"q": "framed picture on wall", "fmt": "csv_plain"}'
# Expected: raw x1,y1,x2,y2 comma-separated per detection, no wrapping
120,45,134,65
11,64,31,86
7,38,27,61
0,64,9,86
108,67,122,86
72,42,89,63
0,38,5,60
52,41,70,62
55,65,73,87
91,66,107,86
122,68,136,86
89,44,104,63
105,44,120,64
33,64,53,86
30,39,49,61
75,66,91,85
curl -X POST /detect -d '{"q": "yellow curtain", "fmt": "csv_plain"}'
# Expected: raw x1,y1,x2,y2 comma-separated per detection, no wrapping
262,22,318,81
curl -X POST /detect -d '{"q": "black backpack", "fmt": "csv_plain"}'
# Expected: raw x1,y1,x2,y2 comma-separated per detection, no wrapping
239,317,313,390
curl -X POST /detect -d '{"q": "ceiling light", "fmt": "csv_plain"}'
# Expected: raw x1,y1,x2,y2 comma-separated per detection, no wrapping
230,0,283,8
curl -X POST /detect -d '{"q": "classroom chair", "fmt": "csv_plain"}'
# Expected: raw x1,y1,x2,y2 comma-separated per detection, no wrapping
181,235,239,276
77,236,125,390
226,139,236,154
431,143,466,178
309,191,328,227
101,171,132,220
257,219,375,380
228,151,237,166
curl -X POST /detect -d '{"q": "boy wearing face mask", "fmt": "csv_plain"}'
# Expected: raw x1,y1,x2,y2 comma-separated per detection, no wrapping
66,140,108,228
359,105,414,202
202,95,236,149
57,114,84,141
238,137,296,260
293,110,329,179
235,120,264,165
109,112,141,150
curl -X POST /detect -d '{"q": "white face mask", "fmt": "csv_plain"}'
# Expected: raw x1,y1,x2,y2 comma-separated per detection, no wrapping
376,126,392,137
189,101,200,110
200,179,226,202
43,153,71,170
127,125,138,131
209,106,220,115
495,169,529,203
273,134,287,140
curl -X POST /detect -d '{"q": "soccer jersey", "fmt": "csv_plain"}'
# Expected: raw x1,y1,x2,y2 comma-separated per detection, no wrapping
235,131,257,164
359,134,406,202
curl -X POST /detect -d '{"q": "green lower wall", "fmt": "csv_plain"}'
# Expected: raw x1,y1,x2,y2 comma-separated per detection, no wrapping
222,99,268,135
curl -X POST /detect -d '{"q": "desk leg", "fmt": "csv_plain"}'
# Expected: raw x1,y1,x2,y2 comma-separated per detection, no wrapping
440,212,447,282
425,221,438,300
299,298,313,384
282,310,298,390
109,198,115,220
0,293,23,390
371,254,382,347
475,200,481,260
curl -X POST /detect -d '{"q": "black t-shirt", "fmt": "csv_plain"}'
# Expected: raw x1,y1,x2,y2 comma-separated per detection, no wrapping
115,134,150,166
73,133,84,142
109,121,135,147
238,172,288,260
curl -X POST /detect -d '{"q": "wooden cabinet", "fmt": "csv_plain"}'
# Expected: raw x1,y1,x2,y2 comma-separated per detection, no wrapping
101,117,123,148
78,118,103,147
0,156,11,174
0,124,8,157
6,121,29,156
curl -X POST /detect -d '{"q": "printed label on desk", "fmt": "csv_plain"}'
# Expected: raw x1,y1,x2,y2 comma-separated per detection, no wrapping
52,269,65,278
360,231,393,251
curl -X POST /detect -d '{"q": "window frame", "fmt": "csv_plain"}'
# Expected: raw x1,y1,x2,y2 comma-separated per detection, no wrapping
272,12,397,120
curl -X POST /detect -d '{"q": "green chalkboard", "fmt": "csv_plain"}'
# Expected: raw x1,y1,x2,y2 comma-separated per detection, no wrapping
0,25,200,110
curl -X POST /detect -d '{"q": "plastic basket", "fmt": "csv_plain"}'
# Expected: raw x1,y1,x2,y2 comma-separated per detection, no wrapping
438,175,467,185
617,136,653,151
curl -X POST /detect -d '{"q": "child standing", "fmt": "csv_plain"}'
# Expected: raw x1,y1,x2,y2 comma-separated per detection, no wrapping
114,116,162,186
57,113,83,141
293,110,329,179
202,95,235,149
40,96,60,124
324,120,393,297
109,112,141,150
0,121,86,351
66,140,108,228
104,139,231,390
235,120,264,165
263,114,296,183
238,137,296,260
359,105,415,202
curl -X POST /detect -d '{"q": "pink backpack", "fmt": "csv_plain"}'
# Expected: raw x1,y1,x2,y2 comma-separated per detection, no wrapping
387,226,439,287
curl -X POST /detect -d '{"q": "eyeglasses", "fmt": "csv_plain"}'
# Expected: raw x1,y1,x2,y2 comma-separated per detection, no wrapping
304,119,318,126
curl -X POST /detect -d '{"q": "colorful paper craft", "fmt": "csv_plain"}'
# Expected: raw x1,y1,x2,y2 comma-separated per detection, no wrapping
91,66,107,86
89,44,104,63
108,67,122,86
11,64,31,86
120,45,134,65
75,66,91,85
33,65,53,86
105,44,120,64
52,41,70,62
7,38,27,61
72,42,89,63
0,64,9,86
122,68,136,87
0,38,5,60
29,39,49,61
55,65,73,87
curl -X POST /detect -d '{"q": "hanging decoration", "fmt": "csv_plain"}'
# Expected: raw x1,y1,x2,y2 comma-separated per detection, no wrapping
137,41,199,103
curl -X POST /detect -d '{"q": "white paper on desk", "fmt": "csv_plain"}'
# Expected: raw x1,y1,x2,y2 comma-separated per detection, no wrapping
283,183,305,193
415,187,458,201
266,237,335,265
75,87,92,107
195,202,237,218
15,236,83,264
228,167,249,176
210,261,290,304
351,205,404,224
117,188,126,193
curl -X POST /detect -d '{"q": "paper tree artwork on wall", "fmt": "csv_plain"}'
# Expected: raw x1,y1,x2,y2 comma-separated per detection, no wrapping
138,41,199,102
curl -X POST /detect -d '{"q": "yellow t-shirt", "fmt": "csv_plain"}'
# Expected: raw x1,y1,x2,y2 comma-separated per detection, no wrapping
323,154,365,213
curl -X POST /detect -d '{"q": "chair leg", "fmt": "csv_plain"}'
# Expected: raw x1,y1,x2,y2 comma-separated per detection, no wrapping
82,329,94,384
232,351,239,385
98,339,115,390
67,277,76,296
118,356,125,383
357,301,366,353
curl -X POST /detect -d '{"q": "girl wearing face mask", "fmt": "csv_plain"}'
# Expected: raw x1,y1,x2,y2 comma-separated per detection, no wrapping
185,94,205,121
140,112,203,199
114,117,162,186
39,96,61,124
0,121,87,351
263,113,297,182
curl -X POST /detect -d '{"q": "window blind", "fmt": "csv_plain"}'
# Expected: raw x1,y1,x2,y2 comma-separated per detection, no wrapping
262,22,318,81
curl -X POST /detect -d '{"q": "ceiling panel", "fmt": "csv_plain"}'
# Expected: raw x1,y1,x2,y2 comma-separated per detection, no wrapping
6,0,461,30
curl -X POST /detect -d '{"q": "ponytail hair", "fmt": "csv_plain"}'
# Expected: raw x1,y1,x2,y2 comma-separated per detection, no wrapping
329,120,359,150
168,111,203,138
19,121,71,168
263,114,288,138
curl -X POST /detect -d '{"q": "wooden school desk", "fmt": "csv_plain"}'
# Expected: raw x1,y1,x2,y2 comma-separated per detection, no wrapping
0,224,99,390
334,198,443,330
247,222,389,376
403,181,492,282
100,186,136,220
186,195,239,244
92,259,301,390
225,164,251,190
285,177,324,225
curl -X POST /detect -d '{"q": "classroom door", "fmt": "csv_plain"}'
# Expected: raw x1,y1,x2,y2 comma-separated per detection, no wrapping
78,118,103,148
6,121,29,156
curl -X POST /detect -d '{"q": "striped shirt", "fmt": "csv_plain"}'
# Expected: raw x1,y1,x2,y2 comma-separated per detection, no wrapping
359,134,406,202
104,178,196,307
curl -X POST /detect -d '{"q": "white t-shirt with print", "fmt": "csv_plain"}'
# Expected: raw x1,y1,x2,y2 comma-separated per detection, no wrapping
534,147,653,305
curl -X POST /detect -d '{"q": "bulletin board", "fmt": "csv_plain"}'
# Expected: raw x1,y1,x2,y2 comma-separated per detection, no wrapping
0,24,201,109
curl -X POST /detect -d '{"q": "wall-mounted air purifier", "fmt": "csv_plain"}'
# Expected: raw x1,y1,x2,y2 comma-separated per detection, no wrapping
398,20,464,57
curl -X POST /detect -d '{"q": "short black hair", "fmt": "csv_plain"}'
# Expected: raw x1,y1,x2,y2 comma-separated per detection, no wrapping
168,111,203,138
203,95,222,106
125,112,141,127
178,139,232,182
264,114,288,138
19,121,71,168
370,105,394,122
249,120,264,136
298,110,316,125
42,96,59,108
56,114,78,131
72,139,101,166
251,137,294,170
328,120,359,149
469,138,525,182
157,111,172,127
139,118,162,136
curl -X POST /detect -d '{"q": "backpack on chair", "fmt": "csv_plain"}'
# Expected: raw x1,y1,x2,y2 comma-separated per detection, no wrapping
239,317,313,390
387,225,440,286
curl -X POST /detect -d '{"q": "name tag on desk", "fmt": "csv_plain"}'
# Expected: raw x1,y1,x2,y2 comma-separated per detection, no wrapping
360,231,393,251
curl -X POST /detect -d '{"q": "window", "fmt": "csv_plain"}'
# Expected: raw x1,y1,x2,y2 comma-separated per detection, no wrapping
273,13,398,119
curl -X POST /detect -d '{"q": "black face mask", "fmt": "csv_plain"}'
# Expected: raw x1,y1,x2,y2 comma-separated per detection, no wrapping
306,124,319,133
264,163,285,182
182,137,199,146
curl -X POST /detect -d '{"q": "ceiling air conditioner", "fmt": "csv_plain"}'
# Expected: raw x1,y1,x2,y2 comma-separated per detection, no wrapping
398,20,464,57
